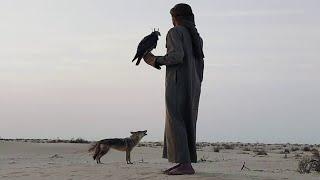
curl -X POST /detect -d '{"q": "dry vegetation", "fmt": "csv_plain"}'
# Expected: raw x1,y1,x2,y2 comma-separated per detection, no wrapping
254,149,268,156
298,149,320,174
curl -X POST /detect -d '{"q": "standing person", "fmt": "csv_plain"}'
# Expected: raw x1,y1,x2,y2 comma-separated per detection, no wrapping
143,3,204,175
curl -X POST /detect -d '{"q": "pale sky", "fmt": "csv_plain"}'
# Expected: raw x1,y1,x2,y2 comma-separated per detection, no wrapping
0,0,319,144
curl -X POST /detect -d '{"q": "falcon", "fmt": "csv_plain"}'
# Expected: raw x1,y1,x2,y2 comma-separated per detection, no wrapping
132,29,161,65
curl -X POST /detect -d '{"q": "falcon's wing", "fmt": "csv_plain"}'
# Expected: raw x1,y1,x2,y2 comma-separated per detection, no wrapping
137,34,157,54
132,33,159,65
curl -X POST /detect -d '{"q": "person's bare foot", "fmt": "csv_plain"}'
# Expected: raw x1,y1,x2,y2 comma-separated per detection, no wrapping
167,163,195,175
162,163,181,174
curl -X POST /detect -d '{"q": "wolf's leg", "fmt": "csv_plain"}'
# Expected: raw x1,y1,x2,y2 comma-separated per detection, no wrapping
97,146,110,164
128,151,132,164
96,152,101,164
126,150,133,164
98,147,110,164
96,152,103,164
126,150,129,164
93,142,101,160
96,146,103,164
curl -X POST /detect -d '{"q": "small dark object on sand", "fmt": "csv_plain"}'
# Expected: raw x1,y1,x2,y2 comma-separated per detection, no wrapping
241,161,250,171
50,154,63,158
132,29,160,65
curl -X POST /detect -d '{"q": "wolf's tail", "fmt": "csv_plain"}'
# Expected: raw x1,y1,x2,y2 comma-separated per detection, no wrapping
88,141,100,160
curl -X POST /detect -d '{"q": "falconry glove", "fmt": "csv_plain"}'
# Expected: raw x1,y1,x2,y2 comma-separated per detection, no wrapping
143,52,161,70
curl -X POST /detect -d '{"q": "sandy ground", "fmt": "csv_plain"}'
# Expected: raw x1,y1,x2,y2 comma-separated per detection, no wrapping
1,141,319,180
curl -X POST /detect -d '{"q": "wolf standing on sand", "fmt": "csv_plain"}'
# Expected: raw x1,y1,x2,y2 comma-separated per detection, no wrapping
88,130,147,164
143,3,204,175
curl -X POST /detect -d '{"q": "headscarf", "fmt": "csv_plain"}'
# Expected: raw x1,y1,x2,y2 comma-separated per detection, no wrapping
170,3,204,60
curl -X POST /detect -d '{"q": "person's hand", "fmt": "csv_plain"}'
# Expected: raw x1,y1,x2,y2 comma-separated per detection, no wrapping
143,52,161,69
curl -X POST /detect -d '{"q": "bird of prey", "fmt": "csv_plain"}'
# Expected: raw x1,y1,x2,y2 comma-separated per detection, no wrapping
132,29,161,65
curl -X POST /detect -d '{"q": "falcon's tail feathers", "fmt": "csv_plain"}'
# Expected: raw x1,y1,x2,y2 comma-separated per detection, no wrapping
132,54,138,62
136,57,142,65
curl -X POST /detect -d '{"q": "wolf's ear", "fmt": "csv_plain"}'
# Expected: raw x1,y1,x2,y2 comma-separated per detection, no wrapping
130,132,135,134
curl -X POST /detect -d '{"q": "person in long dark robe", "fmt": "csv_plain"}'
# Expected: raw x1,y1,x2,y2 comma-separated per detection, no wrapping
143,3,204,175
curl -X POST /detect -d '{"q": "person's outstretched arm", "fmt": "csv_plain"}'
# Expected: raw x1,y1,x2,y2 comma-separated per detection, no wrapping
143,28,184,69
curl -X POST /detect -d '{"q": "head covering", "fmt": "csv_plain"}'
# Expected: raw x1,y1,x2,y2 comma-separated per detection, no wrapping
170,3,204,59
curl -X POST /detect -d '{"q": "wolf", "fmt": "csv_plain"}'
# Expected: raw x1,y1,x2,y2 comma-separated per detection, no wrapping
88,130,147,164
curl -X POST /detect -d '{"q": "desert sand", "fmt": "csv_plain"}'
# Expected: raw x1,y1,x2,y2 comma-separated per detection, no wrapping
1,141,319,180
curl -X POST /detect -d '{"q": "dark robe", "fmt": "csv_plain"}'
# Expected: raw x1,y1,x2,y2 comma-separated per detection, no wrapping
155,25,204,163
